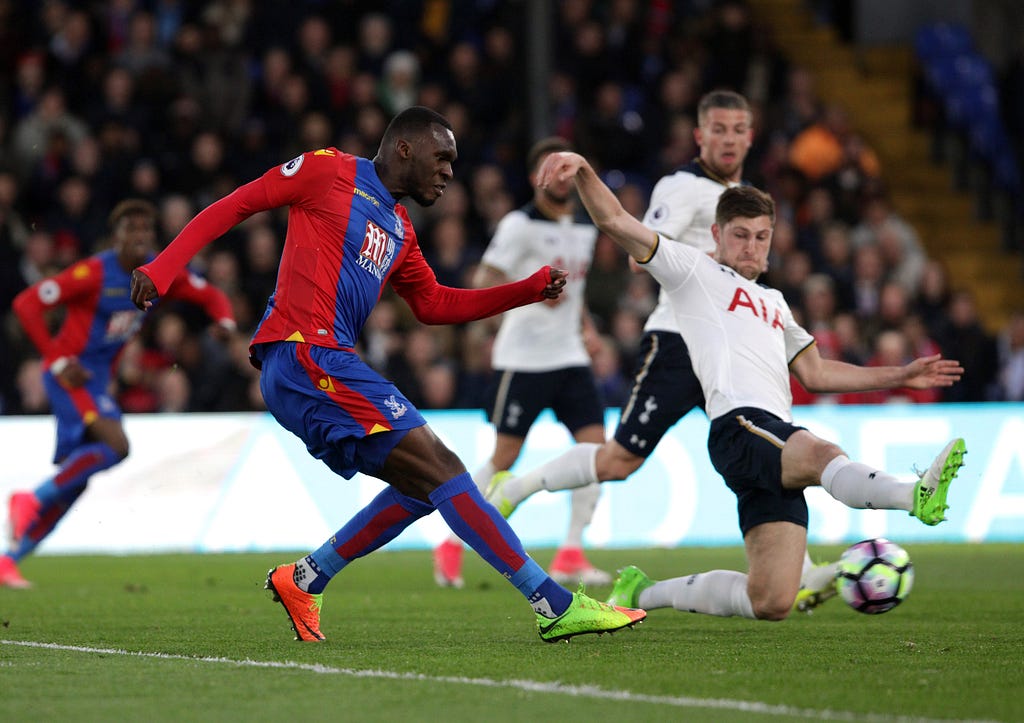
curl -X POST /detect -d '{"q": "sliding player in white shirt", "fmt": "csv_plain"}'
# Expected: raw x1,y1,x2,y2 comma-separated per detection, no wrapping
501,152,966,621
485,91,836,609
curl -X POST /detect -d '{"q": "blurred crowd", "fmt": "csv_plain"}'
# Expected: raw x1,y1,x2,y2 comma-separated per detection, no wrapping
2,0,1024,418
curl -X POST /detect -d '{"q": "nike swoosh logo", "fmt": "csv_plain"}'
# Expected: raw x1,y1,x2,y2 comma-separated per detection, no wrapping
538,618,561,635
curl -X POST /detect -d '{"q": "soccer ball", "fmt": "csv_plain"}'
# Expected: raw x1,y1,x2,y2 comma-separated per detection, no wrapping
836,538,914,614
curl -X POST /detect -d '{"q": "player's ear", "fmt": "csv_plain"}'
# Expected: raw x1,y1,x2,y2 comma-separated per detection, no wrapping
395,138,412,159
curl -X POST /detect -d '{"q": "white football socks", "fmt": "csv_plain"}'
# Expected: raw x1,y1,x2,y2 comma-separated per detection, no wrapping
564,483,601,548
502,442,600,506
641,570,756,618
820,455,914,511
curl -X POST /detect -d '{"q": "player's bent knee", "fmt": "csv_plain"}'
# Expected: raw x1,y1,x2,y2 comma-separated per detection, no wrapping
751,598,792,621
747,584,795,621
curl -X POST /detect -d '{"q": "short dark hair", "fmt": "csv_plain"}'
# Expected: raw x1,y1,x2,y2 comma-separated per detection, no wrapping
697,90,751,125
108,198,157,229
716,186,775,227
382,106,452,143
526,136,572,173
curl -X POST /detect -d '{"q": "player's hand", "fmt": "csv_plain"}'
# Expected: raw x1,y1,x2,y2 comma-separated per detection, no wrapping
537,152,585,188
55,357,92,388
130,269,158,310
901,354,964,389
542,268,568,299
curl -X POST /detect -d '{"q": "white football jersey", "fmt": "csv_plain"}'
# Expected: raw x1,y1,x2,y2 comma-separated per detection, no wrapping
641,161,743,334
483,204,597,371
642,238,815,421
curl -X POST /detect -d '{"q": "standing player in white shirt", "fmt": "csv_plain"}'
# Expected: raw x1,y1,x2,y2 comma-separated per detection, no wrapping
433,138,610,588
535,153,966,621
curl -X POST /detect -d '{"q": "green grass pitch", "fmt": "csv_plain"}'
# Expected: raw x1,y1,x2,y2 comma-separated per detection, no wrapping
2,543,1022,722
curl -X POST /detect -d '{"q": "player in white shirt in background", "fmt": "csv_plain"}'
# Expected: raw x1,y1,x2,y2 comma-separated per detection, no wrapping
486,91,837,608
433,138,610,588
530,153,966,621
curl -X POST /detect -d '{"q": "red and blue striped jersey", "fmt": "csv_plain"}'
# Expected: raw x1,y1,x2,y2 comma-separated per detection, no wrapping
138,148,556,366
249,149,416,351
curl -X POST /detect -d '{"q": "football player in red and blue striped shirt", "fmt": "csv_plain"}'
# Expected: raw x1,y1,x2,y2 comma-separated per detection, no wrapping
2,199,235,589
128,107,645,643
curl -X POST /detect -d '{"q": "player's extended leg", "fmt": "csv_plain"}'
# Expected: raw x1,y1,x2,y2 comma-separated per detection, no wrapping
11,411,127,536
783,431,967,524
271,425,644,641
433,433,527,588
267,483,434,641
395,427,643,639
488,331,703,514
5,417,127,588
609,521,805,620
743,521,807,620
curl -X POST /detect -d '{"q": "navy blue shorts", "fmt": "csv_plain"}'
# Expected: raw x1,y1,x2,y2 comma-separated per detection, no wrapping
256,341,426,479
707,407,808,535
613,331,705,457
485,365,604,437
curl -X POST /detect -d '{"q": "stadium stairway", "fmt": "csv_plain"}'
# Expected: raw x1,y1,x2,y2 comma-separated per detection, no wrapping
749,0,1024,332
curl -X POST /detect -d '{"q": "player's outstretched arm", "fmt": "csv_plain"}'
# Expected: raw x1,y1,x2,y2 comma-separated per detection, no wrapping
390,237,566,324
791,345,963,394
537,152,658,262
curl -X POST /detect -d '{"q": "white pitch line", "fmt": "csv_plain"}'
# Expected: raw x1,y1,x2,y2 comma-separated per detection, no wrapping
0,639,993,723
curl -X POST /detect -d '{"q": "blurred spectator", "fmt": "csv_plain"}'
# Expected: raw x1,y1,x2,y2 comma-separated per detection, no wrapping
902,312,943,360
817,221,856,311
839,329,941,404
801,273,838,334
356,13,393,76
240,224,280,325
850,194,925,272
576,81,647,173
851,243,885,319
379,50,419,116
117,10,172,90
915,258,952,336
17,229,59,289
424,215,478,288
996,311,1024,401
788,103,880,183
833,312,869,366
361,298,402,373
46,174,106,256
777,249,813,309
936,290,998,401
420,362,459,410
864,279,912,341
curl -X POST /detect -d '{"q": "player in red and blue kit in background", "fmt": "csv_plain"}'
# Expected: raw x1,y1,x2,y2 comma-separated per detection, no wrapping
2,199,236,589
129,106,645,643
